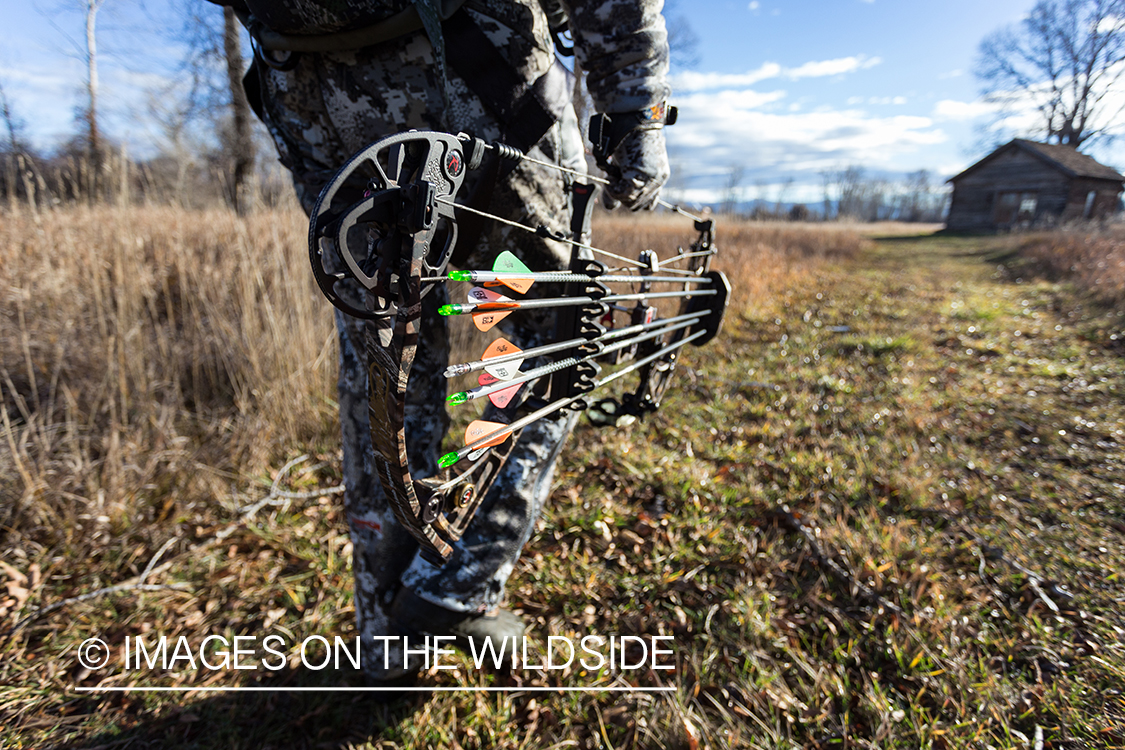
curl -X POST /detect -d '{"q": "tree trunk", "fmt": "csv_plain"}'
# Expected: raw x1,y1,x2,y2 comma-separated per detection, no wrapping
223,7,254,216
85,0,102,204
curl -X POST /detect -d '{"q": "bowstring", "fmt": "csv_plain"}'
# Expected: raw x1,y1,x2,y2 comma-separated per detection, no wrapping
431,147,715,472
434,197,700,276
510,150,707,222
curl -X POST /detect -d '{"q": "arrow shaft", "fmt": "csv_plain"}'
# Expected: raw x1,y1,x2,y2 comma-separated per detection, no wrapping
441,288,715,316
440,328,708,467
428,271,712,285
451,317,701,403
444,310,706,378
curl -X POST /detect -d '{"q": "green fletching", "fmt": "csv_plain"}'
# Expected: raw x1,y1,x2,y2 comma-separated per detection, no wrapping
438,452,460,468
449,270,471,281
493,250,531,275
447,392,468,405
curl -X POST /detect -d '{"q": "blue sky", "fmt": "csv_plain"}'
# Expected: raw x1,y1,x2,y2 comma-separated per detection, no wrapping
3,0,1124,204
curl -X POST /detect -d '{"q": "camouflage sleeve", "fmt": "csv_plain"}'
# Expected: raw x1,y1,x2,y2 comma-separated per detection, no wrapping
561,0,671,113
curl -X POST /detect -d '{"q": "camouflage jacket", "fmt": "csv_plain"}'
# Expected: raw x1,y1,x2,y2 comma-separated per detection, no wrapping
235,0,670,114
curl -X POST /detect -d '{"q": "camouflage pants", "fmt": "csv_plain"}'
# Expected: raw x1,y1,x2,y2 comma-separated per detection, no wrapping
254,15,582,677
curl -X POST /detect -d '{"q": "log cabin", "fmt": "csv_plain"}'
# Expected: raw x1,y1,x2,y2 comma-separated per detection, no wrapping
946,139,1124,232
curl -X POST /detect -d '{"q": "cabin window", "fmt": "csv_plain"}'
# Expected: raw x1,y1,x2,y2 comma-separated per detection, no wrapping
1084,190,1097,218
994,191,1038,224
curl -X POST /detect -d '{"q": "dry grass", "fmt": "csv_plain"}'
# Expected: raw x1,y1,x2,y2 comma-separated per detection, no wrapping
1001,225,1125,307
594,212,872,314
1,202,339,569
5,207,1123,749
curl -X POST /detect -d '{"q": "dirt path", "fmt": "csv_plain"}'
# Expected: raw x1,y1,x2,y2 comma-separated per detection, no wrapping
549,229,1125,746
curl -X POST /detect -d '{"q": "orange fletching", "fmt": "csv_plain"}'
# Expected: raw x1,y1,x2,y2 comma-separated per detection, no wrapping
472,309,513,331
482,338,519,360
464,420,509,448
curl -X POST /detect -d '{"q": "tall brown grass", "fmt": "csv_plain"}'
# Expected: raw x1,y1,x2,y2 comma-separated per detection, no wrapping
1,204,338,563
594,212,870,316
0,204,867,575
1008,225,1125,306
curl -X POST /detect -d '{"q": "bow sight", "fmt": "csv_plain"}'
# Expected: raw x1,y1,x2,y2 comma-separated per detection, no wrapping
308,129,729,564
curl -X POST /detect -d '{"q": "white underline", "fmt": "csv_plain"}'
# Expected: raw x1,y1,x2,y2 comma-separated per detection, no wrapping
74,685,675,693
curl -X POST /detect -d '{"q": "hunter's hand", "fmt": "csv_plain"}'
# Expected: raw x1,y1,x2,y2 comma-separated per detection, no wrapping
604,127,670,211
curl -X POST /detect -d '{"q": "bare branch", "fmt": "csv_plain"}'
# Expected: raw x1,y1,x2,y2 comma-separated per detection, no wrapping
975,0,1125,147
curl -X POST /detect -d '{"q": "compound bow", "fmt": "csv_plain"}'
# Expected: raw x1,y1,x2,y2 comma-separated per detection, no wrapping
308,129,729,566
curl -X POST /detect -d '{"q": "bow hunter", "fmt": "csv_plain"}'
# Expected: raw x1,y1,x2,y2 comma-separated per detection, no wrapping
214,0,679,685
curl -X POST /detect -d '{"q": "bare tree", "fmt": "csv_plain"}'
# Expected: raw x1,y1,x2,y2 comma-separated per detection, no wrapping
171,1,257,211
222,6,254,214
663,0,701,70
820,169,834,220
900,170,932,222
1,80,28,210
976,0,1125,147
721,164,744,216
774,176,794,216
835,166,867,219
84,0,105,200
0,80,28,153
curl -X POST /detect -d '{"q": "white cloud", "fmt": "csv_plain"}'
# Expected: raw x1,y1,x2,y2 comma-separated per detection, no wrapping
668,88,947,189
673,63,783,91
1097,14,1124,33
856,95,908,106
673,55,881,92
748,1,760,11
786,55,882,79
932,99,1000,120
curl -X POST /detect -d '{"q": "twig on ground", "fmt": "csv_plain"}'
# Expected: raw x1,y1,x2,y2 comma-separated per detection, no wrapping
238,454,345,517
769,505,903,615
2,454,346,641
4,584,188,639
139,536,180,585
684,367,781,391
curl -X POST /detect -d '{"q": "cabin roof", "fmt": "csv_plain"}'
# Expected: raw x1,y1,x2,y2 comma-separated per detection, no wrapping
950,139,1125,183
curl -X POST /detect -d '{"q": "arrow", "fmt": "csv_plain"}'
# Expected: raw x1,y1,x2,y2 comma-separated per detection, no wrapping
440,287,716,321
443,310,707,379
445,315,702,406
431,249,714,288
444,270,715,286
438,327,709,469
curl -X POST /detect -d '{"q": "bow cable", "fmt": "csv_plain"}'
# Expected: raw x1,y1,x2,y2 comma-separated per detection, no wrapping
447,315,704,404
434,196,704,275
438,328,708,469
